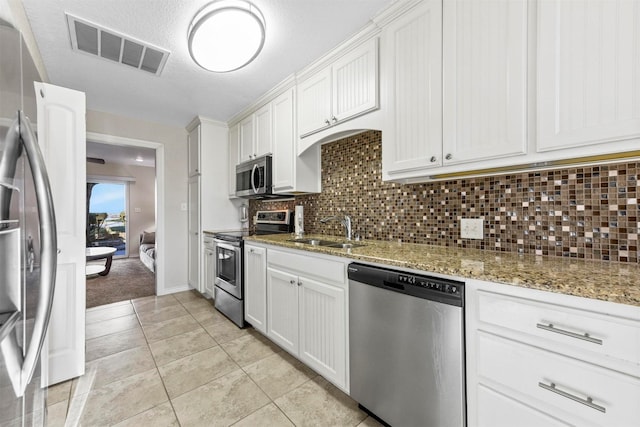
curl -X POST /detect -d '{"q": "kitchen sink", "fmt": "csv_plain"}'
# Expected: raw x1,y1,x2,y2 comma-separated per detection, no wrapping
288,238,365,249
288,238,335,246
324,242,365,249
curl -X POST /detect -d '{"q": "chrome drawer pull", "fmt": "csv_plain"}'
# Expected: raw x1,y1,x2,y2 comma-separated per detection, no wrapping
538,382,606,413
536,323,603,345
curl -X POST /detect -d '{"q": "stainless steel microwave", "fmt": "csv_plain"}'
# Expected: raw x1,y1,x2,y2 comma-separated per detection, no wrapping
235,154,275,198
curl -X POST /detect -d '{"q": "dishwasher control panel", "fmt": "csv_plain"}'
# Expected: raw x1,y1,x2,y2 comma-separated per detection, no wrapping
348,263,464,307
398,274,461,295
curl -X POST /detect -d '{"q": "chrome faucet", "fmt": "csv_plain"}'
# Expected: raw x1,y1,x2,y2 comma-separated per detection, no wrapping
320,214,352,241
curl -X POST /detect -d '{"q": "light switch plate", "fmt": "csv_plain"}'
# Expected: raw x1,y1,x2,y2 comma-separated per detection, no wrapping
134,207,142,213
461,218,484,239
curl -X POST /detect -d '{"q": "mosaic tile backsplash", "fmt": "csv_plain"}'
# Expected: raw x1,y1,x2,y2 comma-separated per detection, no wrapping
251,130,639,263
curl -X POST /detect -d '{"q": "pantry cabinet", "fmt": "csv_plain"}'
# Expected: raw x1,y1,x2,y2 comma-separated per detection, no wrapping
188,125,200,176
537,0,640,155
298,37,379,138
466,279,640,427
383,0,528,180
187,175,200,291
244,244,267,334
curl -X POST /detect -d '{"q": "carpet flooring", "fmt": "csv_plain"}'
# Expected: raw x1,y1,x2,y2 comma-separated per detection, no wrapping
86,258,156,308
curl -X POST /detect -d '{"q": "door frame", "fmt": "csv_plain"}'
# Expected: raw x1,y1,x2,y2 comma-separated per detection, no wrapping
86,131,165,295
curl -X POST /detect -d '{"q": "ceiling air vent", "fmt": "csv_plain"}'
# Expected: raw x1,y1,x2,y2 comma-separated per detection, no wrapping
66,13,170,75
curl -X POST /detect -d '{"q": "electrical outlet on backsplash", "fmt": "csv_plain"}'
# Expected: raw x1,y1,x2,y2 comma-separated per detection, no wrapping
250,130,639,263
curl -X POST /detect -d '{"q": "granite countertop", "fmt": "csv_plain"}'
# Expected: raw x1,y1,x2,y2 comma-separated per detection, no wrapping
245,233,640,307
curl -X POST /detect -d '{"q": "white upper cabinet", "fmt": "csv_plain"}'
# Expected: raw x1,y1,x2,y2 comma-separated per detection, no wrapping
298,37,379,138
298,68,332,137
272,88,296,192
382,0,443,176
188,125,200,176
239,114,255,162
239,105,273,162
442,0,528,165
332,37,379,123
537,0,640,154
254,103,273,158
383,0,528,181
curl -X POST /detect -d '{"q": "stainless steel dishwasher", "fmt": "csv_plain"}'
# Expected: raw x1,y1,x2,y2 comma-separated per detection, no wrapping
348,263,466,427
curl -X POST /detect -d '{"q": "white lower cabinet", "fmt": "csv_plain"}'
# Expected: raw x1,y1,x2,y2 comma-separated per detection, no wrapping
246,245,349,392
203,235,216,297
467,279,640,427
244,244,267,333
266,267,299,354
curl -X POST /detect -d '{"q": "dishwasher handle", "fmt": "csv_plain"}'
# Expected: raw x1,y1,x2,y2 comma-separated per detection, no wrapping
348,263,464,307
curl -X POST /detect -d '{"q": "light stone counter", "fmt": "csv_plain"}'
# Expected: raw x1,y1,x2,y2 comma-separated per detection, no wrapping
245,233,640,307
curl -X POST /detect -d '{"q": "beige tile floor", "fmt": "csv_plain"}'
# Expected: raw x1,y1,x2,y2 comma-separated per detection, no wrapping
47,290,384,427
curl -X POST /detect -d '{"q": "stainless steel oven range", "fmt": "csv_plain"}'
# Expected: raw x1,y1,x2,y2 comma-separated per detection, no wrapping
213,209,293,327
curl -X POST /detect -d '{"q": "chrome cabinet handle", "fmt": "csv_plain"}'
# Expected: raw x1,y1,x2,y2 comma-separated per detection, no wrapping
324,119,330,125
289,279,296,285
445,153,453,160
297,280,302,286
19,111,58,391
249,248,255,253
536,323,603,345
331,116,337,123
430,156,437,163
539,382,606,413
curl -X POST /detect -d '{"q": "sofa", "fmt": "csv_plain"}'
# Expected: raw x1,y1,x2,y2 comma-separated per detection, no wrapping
139,231,156,273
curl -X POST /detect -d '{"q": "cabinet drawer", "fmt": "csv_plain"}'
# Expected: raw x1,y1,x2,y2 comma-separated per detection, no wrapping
476,289,640,367
267,249,345,285
476,332,640,427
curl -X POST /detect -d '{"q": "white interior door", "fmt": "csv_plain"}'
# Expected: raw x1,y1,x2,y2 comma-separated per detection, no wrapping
35,82,86,386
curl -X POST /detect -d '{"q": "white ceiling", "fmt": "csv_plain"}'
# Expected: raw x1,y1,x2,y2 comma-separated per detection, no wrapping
87,141,156,168
21,0,393,128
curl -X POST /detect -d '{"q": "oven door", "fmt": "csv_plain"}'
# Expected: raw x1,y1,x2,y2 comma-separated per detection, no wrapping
214,241,242,299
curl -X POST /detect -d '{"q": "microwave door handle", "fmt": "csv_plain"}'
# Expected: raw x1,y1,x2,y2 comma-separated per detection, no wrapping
251,163,258,194
18,111,58,391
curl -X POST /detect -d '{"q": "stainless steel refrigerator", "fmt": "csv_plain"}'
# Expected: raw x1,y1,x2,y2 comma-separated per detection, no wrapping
0,20,57,426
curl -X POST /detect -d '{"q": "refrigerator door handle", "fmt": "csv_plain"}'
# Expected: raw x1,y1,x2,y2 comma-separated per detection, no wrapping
18,111,58,392
0,114,22,219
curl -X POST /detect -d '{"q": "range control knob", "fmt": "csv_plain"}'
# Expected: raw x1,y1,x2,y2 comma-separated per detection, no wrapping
450,285,458,294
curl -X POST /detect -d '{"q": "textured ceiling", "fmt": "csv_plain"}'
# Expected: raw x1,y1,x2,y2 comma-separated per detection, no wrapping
87,141,156,168
21,0,393,128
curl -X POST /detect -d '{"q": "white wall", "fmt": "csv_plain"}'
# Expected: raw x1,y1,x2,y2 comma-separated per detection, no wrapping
86,109,188,294
86,162,156,256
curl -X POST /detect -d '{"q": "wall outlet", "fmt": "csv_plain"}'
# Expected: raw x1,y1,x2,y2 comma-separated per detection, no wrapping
134,207,142,213
461,218,484,239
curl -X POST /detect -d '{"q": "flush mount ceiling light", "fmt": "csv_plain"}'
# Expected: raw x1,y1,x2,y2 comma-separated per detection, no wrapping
188,0,266,72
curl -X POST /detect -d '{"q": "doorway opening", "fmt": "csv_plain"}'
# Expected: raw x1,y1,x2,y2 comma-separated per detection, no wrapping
87,180,128,257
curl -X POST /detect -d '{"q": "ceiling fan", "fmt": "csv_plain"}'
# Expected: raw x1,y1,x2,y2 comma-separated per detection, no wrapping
86,157,105,164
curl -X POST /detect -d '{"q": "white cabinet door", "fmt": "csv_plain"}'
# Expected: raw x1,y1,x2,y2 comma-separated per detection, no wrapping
228,123,239,197
187,176,200,291
239,115,255,162
272,88,296,192
382,0,443,176
188,125,200,176
266,267,299,354
442,0,528,165
254,103,272,158
298,67,332,137
298,275,346,389
35,82,86,386
244,245,267,333
204,245,215,296
537,0,640,153
332,37,379,123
